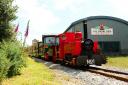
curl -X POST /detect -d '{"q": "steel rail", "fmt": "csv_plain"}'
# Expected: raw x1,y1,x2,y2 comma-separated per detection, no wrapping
89,66,128,75
87,67,128,82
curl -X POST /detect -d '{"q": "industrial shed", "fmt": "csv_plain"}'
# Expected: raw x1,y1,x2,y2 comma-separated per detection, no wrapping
64,16,128,55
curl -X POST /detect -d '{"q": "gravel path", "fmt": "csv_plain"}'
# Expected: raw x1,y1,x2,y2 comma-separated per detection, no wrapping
34,58,128,85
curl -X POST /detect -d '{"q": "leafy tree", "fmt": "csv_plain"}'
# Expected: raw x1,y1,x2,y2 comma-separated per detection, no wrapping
0,0,27,83
0,0,18,41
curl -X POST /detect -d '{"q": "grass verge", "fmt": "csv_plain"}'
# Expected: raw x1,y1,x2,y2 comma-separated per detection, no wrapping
2,57,60,85
104,56,128,69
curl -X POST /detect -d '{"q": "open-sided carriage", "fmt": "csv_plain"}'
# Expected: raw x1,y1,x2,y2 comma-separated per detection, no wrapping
30,41,43,58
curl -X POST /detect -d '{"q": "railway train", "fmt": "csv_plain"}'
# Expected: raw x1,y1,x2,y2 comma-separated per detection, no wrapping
31,32,107,67
30,41,43,58
42,35,57,61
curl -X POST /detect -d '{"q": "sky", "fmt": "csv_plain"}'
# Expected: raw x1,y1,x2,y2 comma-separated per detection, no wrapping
13,0,128,45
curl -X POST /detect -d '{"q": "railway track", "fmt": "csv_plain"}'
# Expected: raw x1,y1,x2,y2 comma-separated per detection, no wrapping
87,66,128,82
34,57,128,83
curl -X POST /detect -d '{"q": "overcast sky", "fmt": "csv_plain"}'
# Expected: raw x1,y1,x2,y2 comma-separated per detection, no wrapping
13,0,128,45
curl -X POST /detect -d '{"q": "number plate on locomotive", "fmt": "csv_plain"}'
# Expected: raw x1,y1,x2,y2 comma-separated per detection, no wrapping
87,59,95,64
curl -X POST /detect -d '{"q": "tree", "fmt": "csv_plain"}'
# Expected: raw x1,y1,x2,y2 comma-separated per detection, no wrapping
0,0,17,41
0,1,27,83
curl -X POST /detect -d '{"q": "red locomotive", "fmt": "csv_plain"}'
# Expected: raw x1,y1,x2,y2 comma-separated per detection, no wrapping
43,32,107,67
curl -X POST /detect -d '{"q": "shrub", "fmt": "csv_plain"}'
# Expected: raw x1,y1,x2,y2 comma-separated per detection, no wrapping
0,41,26,78
0,49,10,82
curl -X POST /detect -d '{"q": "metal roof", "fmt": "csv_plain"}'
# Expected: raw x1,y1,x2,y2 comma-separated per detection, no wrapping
64,16,128,32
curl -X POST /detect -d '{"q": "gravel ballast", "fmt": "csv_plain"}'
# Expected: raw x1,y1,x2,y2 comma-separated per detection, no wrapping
34,58,128,85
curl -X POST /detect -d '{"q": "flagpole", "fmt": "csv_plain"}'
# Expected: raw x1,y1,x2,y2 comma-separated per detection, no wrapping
23,36,26,47
23,20,30,47
14,23,19,33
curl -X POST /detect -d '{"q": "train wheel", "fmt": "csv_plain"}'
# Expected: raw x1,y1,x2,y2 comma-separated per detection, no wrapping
76,56,88,67
94,55,102,66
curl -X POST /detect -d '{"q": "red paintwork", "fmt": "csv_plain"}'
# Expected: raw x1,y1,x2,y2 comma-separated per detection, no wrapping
93,41,100,54
57,32,82,60
48,32,100,62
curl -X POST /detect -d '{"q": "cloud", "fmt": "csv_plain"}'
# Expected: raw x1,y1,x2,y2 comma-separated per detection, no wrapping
52,0,128,17
53,0,75,10
106,0,128,19
13,0,128,45
52,0,87,11
14,0,60,45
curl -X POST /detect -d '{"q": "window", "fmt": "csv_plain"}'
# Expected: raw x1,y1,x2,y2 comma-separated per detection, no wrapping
44,37,56,44
56,37,59,44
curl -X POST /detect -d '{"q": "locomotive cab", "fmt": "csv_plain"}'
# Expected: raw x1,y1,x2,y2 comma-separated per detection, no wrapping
57,32,82,65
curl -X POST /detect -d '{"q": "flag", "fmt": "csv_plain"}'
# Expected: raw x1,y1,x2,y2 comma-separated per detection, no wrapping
14,24,19,33
25,20,29,37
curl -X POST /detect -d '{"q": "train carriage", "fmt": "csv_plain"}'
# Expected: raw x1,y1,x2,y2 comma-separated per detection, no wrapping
37,42,43,58
42,35,57,61
30,41,43,58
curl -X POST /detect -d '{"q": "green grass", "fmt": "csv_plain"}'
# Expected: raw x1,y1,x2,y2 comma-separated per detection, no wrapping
105,56,128,69
2,57,60,85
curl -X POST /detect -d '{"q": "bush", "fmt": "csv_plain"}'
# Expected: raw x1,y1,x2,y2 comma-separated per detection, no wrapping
0,41,26,79
0,49,10,82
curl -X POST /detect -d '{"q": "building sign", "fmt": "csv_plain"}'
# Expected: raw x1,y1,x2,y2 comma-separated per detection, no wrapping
91,24,113,35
